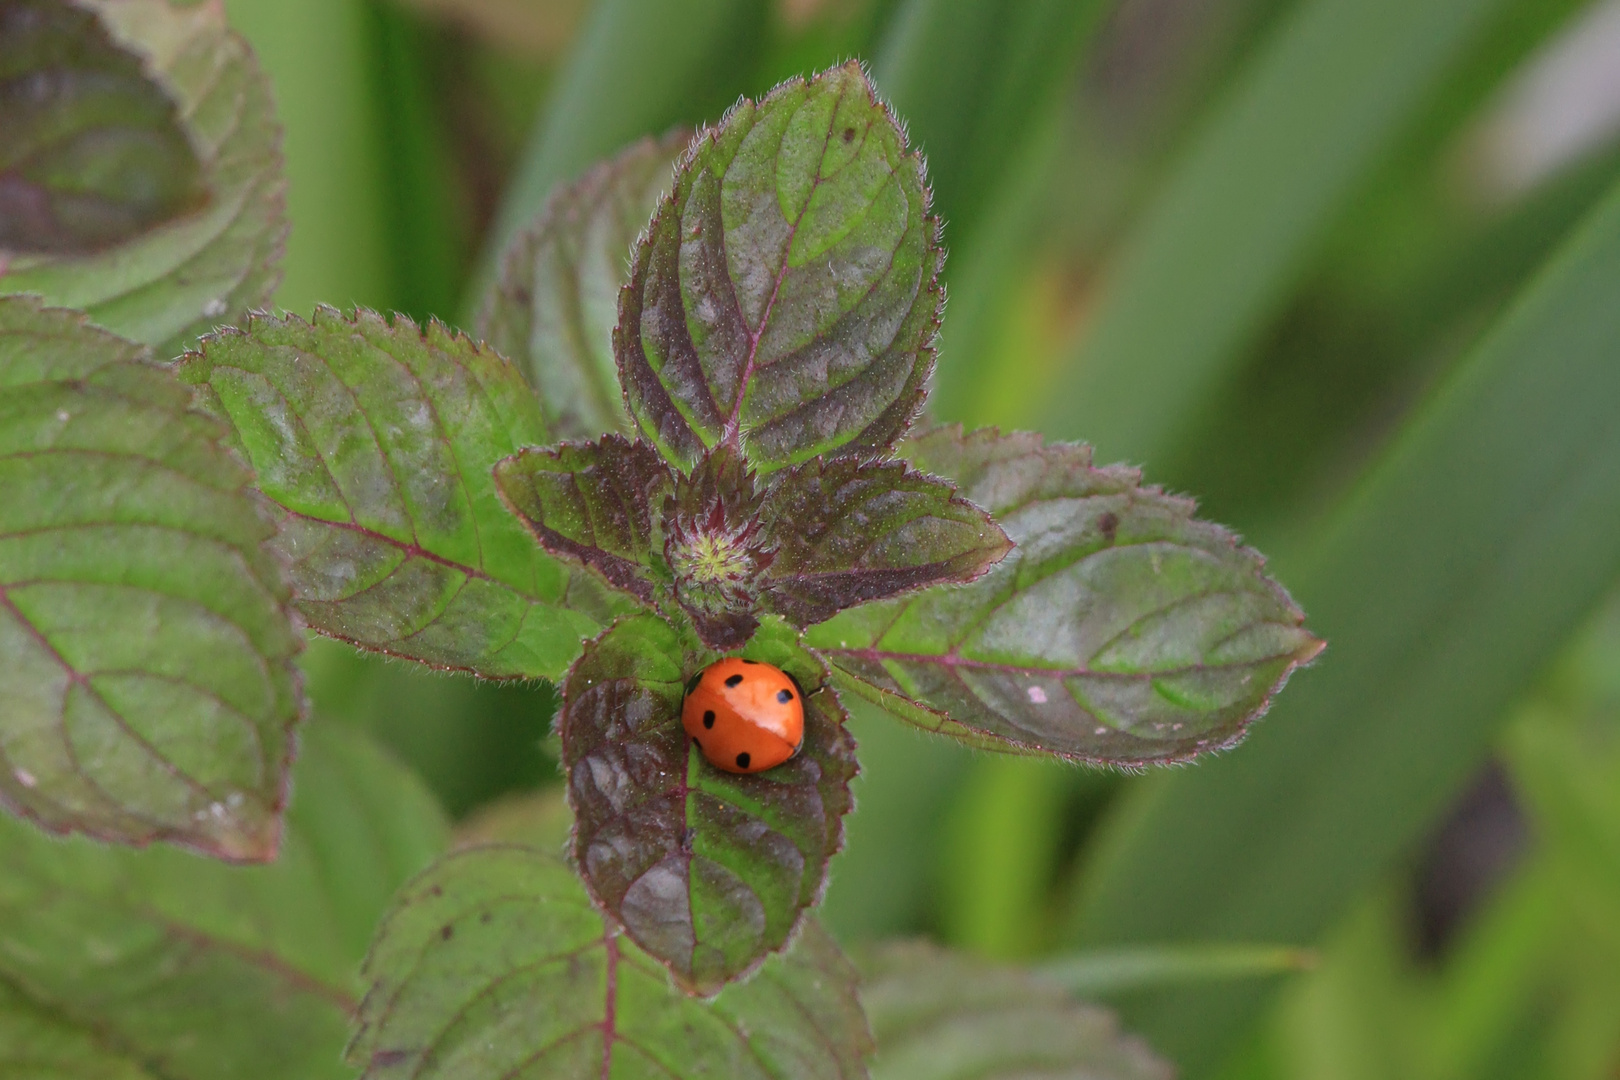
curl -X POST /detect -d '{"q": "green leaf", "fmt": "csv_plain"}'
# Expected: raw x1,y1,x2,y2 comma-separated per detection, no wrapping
349,845,872,1078
560,612,857,994
0,978,159,1079
807,424,1322,764
759,455,1012,628
0,296,301,858
1036,0,1512,465
0,720,449,1079
494,434,675,605
177,307,612,680
480,131,686,439
861,941,1171,1080
0,0,287,356
616,61,942,474
1066,176,1620,1072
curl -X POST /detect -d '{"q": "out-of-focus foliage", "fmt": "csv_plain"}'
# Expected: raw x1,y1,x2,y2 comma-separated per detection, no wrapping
8,0,1620,1076
0,721,448,1080
1213,596,1620,1080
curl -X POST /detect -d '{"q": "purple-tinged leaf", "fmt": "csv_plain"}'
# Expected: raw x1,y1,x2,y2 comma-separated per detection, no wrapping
0,296,301,859
479,131,686,439
662,444,776,649
494,434,674,604
0,0,287,357
861,942,1171,1080
560,613,857,995
616,61,942,473
350,845,871,1079
178,307,617,680
807,425,1323,766
760,456,1011,628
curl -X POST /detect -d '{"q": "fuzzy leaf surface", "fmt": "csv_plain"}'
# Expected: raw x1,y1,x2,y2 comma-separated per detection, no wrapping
861,942,1170,1080
561,613,857,994
0,297,301,857
808,425,1322,765
0,721,449,1079
178,307,611,680
494,434,673,604
0,0,286,356
761,456,1011,628
617,61,941,473
350,845,871,1079
480,131,685,439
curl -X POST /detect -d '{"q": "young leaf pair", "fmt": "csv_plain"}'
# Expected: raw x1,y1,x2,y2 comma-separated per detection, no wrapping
493,439,1011,650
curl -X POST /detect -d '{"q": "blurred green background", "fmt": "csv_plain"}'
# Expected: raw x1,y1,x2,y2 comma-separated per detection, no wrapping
221,0,1620,1075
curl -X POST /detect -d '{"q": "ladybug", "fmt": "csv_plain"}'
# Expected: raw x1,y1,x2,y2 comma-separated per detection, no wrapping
681,658,805,774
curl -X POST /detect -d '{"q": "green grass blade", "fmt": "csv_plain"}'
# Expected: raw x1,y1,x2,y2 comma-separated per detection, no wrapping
365,2,468,324
1038,0,1513,466
873,0,1108,240
1068,173,1620,1074
223,0,395,316
1042,944,1318,998
470,0,766,310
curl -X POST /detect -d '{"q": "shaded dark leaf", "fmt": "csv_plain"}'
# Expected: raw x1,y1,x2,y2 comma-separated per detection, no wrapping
561,613,857,994
616,61,942,473
808,424,1322,765
0,296,301,858
0,721,448,1079
861,942,1170,1080
0,0,286,355
494,434,674,604
350,845,871,1078
760,456,1011,628
479,130,686,439
0,0,202,254
178,307,617,680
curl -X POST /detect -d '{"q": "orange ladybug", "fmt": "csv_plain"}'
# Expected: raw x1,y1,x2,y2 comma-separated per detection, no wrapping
681,658,805,774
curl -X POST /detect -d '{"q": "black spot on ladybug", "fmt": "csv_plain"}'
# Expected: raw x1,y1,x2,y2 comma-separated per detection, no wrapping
1098,511,1119,541
843,127,855,143
725,674,743,688
735,752,751,769
777,689,793,703
686,672,703,694
440,924,454,941
741,659,758,664
703,710,716,728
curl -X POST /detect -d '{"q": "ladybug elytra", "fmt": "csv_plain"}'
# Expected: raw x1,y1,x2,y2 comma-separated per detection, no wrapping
681,658,805,774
